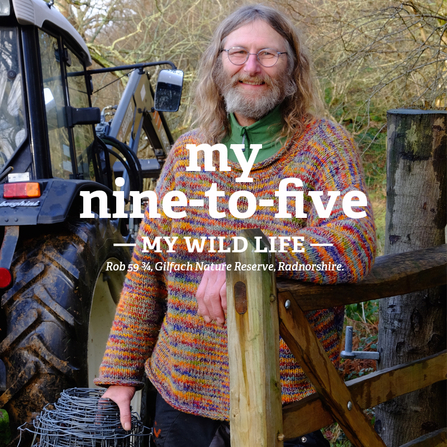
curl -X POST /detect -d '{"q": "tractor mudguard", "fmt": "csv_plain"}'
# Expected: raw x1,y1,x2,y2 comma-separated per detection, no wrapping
0,179,113,226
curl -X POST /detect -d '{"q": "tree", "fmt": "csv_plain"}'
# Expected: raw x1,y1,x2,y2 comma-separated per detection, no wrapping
284,0,446,194
376,110,446,446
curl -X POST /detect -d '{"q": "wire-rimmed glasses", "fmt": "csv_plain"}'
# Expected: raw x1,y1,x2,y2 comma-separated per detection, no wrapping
221,47,287,67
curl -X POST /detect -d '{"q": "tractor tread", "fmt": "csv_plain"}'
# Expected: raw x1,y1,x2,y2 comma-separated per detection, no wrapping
0,219,130,435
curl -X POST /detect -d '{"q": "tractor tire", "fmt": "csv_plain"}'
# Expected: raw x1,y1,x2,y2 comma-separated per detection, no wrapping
0,218,132,440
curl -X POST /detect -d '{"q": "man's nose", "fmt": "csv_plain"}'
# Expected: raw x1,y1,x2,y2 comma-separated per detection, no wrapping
243,53,261,74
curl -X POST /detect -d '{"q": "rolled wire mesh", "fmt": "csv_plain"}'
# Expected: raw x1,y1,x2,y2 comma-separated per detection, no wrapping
19,388,148,447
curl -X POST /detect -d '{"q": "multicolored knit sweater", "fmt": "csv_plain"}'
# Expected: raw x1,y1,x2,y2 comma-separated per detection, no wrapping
95,118,376,421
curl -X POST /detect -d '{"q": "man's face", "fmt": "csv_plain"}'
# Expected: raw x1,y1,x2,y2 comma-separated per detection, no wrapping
214,20,295,125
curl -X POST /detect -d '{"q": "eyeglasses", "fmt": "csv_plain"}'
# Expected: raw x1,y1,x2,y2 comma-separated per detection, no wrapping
221,47,287,67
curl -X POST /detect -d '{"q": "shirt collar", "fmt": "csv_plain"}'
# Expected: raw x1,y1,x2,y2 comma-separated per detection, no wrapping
222,105,286,162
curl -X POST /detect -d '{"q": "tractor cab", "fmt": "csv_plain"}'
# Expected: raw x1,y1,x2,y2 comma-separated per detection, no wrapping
0,0,96,184
0,0,182,222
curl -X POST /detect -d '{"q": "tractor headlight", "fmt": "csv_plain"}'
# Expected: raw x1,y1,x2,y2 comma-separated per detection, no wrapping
0,0,10,16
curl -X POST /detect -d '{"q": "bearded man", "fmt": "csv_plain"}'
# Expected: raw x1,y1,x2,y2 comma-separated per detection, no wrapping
95,5,376,447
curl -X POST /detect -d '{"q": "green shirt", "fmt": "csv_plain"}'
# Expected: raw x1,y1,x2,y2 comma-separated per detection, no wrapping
221,106,287,163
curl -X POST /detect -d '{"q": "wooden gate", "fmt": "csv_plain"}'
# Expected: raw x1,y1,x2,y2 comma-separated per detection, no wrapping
226,231,446,447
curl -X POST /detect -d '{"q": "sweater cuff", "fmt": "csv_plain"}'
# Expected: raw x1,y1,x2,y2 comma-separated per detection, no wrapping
93,377,145,390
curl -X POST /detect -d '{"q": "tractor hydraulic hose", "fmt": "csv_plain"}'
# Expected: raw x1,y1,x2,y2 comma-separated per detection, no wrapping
98,136,143,193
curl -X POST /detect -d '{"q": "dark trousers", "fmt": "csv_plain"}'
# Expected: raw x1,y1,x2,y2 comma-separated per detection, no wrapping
152,393,329,447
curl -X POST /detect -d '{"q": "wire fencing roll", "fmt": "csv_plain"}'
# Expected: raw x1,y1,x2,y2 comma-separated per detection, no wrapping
19,388,149,447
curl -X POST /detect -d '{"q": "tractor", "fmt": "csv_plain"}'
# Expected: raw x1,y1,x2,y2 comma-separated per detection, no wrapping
0,0,183,441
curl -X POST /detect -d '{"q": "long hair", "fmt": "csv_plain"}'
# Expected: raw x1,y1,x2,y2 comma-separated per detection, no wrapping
193,4,323,143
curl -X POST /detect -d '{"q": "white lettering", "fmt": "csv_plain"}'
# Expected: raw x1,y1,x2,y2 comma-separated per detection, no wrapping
163,191,187,218
205,183,225,218
129,190,160,218
232,236,248,253
275,178,307,218
228,191,257,218
343,191,367,218
184,237,207,252
308,191,340,218
185,144,230,172
80,190,110,218
230,144,262,182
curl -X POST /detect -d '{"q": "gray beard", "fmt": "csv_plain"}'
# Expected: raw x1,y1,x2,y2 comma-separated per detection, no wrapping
214,59,296,121
224,82,283,120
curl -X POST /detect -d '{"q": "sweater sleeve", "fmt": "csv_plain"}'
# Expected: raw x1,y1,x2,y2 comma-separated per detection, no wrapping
93,137,185,388
274,121,376,284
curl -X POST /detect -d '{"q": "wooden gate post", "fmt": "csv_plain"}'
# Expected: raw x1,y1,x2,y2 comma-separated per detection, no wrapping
226,229,283,447
376,109,447,446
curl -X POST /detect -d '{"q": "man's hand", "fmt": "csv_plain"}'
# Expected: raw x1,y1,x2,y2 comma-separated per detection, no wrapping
101,385,136,431
196,264,227,325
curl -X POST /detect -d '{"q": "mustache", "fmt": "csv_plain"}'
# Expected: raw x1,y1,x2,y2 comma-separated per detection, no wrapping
230,74,273,87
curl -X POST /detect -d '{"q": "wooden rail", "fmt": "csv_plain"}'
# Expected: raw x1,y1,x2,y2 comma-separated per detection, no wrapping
276,244,446,310
226,231,447,447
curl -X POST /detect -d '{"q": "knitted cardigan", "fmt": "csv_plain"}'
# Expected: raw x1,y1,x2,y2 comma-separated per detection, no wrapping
95,118,376,421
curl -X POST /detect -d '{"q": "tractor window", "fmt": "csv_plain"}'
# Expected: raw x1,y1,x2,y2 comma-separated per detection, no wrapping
39,31,72,179
0,28,26,172
66,48,95,181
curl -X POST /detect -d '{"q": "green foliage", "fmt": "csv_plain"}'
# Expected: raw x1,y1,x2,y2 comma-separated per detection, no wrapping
356,129,387,189
323,80,389,255
346,300,379,324
0,410,11,446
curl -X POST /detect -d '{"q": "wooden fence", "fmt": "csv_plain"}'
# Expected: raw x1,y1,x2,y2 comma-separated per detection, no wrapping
226,229,447,447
